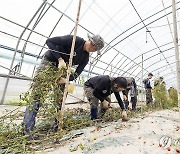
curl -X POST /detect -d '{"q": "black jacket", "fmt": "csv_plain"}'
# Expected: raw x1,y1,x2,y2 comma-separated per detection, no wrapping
84,75,125,110
45,35,89,81
143,78,152,89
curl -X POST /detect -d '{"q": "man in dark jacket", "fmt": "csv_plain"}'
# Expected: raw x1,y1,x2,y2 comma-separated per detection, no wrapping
122,77,137,111
23,34,104,135
45,34,104,81
143,73,153,105
84,75,128,121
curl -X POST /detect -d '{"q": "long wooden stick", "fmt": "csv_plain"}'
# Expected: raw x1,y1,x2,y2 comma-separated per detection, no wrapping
59,0,83,130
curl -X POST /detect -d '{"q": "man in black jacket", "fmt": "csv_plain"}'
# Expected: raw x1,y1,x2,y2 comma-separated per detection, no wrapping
23,34,104,135
84,75,128,121
45,34,104,81
143,73,153,105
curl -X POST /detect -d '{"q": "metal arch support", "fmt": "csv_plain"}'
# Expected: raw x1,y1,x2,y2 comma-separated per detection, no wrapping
111,56,128,76
129,0,174,73
136,62,177,83
119,46,176,76
42,0,179,76
69,1,95,35
117,41,175,74
18,0,56,74
0,16,48,38
0,1,48,104
37,0,74,60
139,62,176,80
131,46,178,79
166,78,178,87
89,7,180,74
89,57,141,80
90,1,180,65
135,59,177,82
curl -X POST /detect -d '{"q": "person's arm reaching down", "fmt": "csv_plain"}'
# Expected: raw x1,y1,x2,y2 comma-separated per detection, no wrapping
114,92,125,110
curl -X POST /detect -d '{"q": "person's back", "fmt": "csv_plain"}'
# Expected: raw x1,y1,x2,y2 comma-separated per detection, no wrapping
84,75,128,121
45,35,88,65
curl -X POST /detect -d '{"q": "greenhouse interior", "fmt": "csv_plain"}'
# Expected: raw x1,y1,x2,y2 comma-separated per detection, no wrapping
0,0,180,153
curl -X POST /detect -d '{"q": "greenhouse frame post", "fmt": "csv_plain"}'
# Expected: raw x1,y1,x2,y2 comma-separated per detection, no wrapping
0,1,47,105
141,54,144,114
172,0,180,118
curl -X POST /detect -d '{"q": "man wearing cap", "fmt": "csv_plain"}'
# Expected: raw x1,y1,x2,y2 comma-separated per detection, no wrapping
23,34,104,136
84,75,128,121
45,34,104,81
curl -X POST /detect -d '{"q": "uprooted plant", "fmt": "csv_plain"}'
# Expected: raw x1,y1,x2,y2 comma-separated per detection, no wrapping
0,68,178,153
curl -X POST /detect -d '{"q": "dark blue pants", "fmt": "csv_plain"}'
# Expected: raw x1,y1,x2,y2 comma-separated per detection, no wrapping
23,101,40,132
124,97,137,110
23,101,60,132
23,57,63,133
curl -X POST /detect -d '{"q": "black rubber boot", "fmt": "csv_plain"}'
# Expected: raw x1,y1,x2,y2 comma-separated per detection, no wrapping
90,108,98,120
99,108,107,118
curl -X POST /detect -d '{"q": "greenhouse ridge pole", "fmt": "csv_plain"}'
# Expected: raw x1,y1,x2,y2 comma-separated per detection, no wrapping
172,0,180,118
59,0,82,130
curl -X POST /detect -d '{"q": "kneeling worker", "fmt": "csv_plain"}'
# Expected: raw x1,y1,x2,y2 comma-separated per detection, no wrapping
84,75,128,121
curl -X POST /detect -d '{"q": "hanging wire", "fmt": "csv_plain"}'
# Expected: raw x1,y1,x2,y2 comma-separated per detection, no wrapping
128,0,174,74
93,1,146,75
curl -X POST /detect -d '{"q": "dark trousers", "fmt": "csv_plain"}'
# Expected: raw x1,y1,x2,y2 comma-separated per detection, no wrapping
145,88,153,105
23,57,64,133
124,96,137,110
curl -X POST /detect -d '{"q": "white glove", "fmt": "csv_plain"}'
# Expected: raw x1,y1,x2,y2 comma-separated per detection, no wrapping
122,110,128,121
123,95,128,101
58,58,66,68
102,100,110,109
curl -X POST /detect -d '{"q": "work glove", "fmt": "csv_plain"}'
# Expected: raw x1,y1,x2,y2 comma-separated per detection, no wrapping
123,95,128,101
102,100,110,110
58,58,66,68
121,110,129,121
58,77,67,84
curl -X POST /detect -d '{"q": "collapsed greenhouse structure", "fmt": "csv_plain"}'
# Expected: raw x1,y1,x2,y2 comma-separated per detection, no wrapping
0,0,180,153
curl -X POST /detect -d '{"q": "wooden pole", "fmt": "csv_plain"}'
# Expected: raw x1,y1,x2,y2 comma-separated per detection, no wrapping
172,0,180,119
59,0,83,130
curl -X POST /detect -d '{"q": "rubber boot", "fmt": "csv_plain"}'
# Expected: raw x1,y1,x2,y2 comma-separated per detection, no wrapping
90,108,98,120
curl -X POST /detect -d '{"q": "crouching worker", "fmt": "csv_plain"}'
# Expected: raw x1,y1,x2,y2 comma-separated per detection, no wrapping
122,77,137,111
83,75,128,121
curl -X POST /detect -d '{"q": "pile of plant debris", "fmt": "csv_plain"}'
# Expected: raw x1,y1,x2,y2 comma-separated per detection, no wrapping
0,103,163,153
0,66,177,153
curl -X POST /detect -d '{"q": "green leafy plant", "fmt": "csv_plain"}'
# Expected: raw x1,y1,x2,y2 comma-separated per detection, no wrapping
153,81,169,109
168,87,178,107
0,70,178,153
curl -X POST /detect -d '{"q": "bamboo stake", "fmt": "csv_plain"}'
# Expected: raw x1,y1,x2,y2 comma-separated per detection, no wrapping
59,0,83,130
